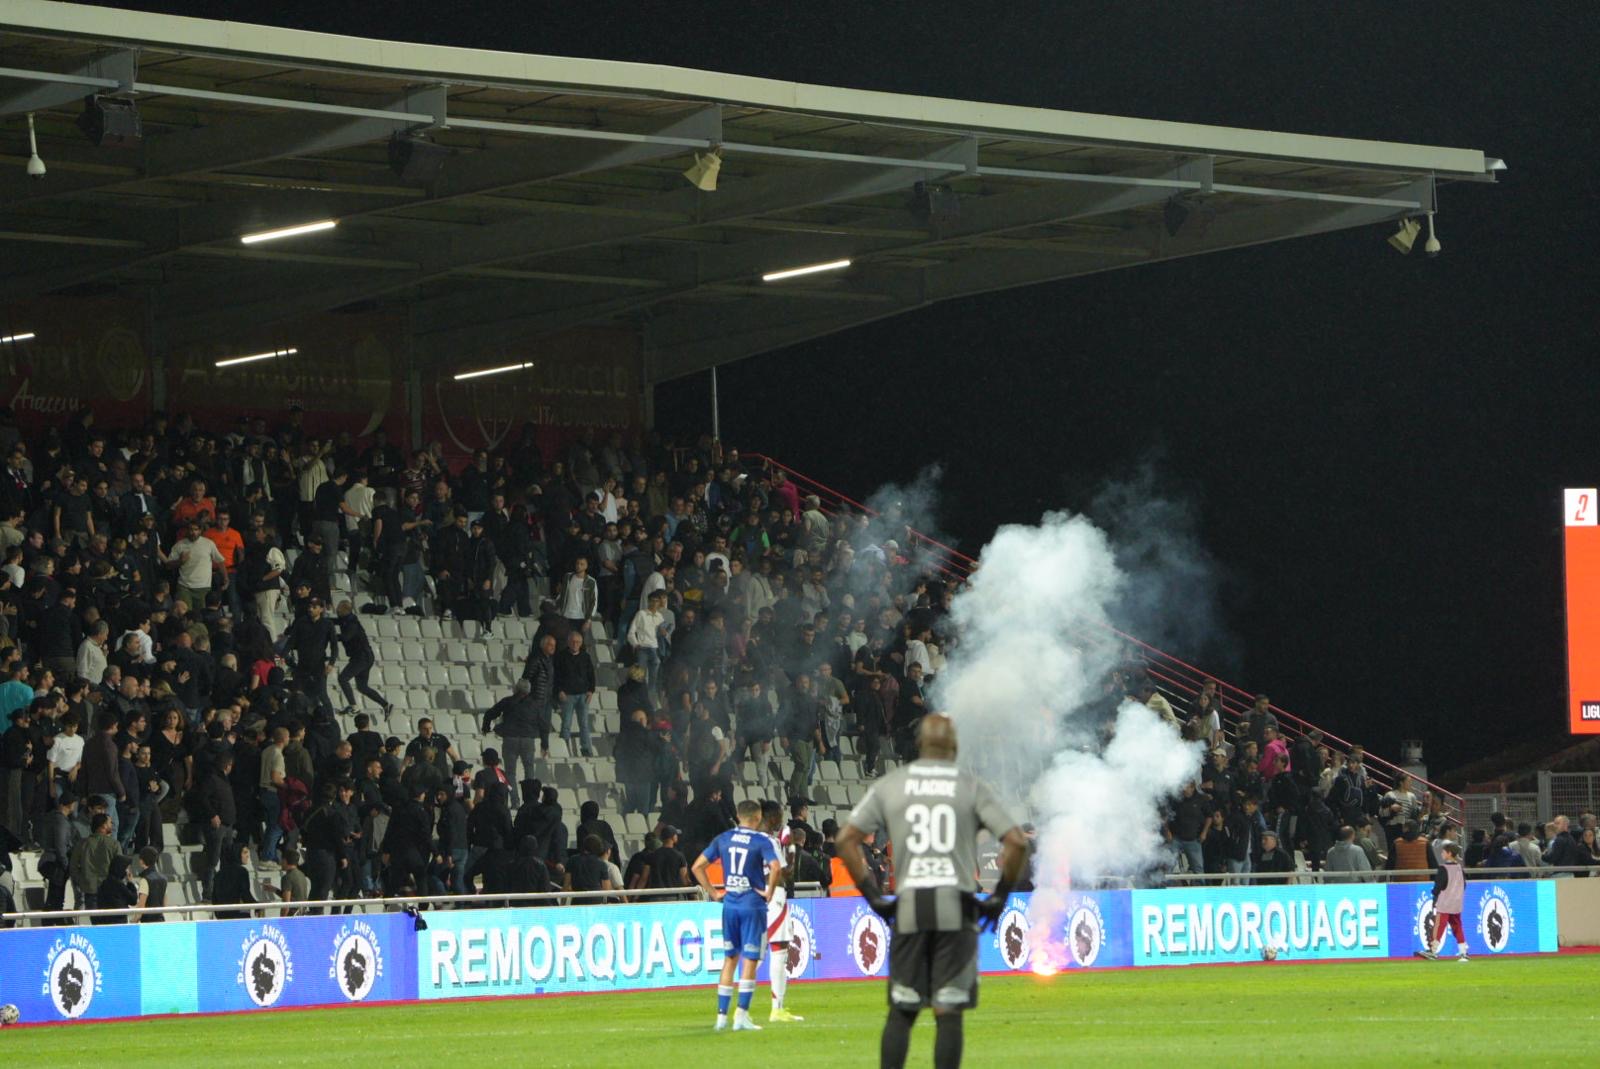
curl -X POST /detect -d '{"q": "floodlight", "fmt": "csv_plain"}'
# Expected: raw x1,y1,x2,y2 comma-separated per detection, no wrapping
683,147,722,191
1387,218,1420,254
0,332,35,345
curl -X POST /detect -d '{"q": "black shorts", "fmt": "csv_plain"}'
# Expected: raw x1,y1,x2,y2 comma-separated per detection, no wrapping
888,927,979,1012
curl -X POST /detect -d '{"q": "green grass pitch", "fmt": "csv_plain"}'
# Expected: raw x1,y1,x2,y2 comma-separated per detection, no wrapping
5,955,1598,1067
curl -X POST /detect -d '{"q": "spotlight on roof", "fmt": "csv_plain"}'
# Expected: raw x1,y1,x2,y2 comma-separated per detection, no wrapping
1422,212,1441,257
682,147,722,192
25,113,45,180
388,132,452,184
215,347,297,368
77,95,142,148
0,332,36,345
453,361,534,381
911,182,961,227
761,258,852,283
240,220,338,245
1387,217,1420,255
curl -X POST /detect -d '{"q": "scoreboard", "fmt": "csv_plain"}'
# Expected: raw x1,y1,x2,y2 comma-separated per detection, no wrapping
1566,488,1600,733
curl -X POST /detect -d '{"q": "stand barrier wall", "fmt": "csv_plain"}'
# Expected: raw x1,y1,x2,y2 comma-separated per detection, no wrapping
0,881,1559,1025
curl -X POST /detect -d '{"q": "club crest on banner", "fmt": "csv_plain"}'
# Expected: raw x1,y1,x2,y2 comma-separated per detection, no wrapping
1476,886,1515,953
237,924,294,1007
780,908,817,980
1066,899,1106,968
41,934,101,1019
995,905,1032,970
330,920,384,1002
847,907,890,977
1412,890,1439,949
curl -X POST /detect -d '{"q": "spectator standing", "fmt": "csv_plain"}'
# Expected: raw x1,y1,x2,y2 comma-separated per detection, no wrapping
482,680,543,806
170,521,225,611
519,632,558,760
69,811,117,909
554,630,596,757
1324,826,1373,881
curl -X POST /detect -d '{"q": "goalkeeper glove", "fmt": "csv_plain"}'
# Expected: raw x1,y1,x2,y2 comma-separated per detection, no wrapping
857,876,896,921
976,878,1017,933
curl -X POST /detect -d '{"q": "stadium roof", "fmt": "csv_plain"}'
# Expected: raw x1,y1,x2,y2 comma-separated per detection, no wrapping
0,1,1502,384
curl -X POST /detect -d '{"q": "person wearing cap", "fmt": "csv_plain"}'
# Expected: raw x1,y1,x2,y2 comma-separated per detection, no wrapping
289,531,332,606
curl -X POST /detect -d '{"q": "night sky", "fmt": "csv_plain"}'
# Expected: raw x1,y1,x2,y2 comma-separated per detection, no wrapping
76,2,1600,775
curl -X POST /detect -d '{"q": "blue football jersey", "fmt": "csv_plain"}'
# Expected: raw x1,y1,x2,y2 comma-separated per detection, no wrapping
702,827,779,909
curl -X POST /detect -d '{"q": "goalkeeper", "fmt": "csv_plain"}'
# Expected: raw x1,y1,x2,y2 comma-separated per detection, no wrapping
837,714,1028,1069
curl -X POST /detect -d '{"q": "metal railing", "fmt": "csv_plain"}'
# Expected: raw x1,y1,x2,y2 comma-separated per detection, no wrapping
0,882,828,927
746,451,1464,822
1158,866,1599,884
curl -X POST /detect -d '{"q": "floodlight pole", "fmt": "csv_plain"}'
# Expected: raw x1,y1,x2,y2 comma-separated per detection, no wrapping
710,364,721,442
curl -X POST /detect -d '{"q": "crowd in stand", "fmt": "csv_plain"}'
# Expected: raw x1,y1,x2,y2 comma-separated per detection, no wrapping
0,410,929,921
0,407,1594,923
1156,684,1600,882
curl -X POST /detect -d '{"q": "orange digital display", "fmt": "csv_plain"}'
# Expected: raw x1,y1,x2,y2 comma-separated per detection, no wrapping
1565,488,1600,734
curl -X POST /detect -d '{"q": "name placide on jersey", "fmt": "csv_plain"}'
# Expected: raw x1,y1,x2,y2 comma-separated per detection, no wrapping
906,777,958,798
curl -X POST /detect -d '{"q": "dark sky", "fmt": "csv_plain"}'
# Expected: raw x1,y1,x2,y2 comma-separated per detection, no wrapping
82,1,1598,775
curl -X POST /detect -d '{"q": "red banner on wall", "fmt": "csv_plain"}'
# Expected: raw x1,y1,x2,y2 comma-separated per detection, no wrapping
422,326,643,459
0,297,150,431
165,310,406,440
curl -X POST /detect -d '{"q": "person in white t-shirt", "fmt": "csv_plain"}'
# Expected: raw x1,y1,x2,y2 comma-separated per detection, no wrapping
170,521,225,610
47,707,85,799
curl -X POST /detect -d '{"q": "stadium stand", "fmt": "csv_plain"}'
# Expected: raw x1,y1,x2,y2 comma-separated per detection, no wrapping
0,415,1552,927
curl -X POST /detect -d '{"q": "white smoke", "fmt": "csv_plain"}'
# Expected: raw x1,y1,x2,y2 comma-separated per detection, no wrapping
933,508,1205,968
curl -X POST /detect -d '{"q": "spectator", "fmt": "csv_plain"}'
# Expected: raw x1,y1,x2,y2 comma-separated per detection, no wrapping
68,811,117,909
1170,780,1211,875
1324,826,1373,881
1254,830,1294,881
1390,820,1431,880
334,600,390,716
554,630,596,757
91,854,145,924
568,834,613,895
1513,823,1545,871
482,681,542,805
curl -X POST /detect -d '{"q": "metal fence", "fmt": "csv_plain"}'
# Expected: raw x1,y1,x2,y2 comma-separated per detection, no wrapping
1462,791,1541,832
1543,771,1600,823
0,883,828,928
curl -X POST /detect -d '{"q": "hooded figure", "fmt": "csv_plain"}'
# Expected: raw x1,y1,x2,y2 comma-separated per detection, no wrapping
92,854,140,924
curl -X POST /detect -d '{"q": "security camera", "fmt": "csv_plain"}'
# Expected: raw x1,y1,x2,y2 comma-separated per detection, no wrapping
25,112,45,181
1423,213,1440,257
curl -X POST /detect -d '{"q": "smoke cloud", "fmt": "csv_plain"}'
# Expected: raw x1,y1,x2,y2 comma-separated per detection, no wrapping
931,500,1208,969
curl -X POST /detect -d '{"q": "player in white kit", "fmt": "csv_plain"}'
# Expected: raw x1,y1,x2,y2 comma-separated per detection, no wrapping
760,799,804,1022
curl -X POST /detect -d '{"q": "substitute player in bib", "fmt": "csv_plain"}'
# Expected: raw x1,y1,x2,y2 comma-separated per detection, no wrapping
761,798,803,1022
693,799,783,1032
838,714,1028,1069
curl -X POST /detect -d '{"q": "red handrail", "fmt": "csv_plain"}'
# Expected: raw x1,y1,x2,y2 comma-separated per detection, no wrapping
742,450,1464,821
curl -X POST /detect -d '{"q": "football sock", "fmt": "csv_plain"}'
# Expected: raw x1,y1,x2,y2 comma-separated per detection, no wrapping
770,956,788,1008
934,1012,964,1069
716,985,732,1016
737,978,756,1012
881,1007,918,1069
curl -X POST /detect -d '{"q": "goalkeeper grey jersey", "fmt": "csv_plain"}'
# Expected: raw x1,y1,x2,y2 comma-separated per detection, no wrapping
846,758,1019,933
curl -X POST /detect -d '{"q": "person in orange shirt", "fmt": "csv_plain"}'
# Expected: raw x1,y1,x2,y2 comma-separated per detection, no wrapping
204,506,247,618
170,478,217,537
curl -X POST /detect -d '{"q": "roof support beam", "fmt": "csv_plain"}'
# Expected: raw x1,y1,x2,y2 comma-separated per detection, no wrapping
643,177,1431,381
0,51,136,117
0,104,724,300
161,137,976,347
0,84,445,207
410,158,1202,361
